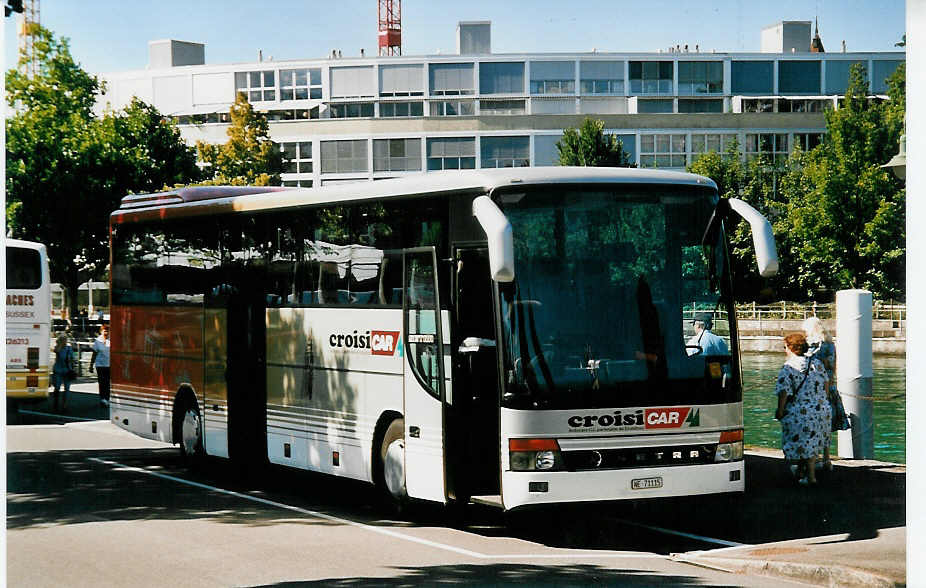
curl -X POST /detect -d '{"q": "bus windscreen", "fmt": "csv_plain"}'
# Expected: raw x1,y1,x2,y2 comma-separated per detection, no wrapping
497,185,738,410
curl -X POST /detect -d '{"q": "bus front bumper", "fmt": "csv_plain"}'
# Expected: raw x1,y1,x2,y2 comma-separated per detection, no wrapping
502,460,744,510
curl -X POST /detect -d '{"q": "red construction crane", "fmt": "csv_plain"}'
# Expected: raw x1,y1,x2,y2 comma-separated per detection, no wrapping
378,0,401,56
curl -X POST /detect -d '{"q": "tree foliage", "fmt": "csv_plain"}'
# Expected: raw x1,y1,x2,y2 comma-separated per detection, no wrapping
196,92,283,186
5,25,200,315
557,118,634,167
688,62,905,301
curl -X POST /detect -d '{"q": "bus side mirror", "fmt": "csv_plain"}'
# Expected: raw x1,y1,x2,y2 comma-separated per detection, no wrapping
728,198,779,277
472,195,515,282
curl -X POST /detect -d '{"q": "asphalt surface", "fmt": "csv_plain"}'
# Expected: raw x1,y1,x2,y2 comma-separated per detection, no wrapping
6,382,907,586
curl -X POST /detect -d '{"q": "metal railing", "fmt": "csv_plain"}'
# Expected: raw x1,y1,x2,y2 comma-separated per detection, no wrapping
683,301,906,335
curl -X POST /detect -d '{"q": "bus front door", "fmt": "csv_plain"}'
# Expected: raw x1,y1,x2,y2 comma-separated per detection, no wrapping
448,246,501,502
402,248,447,503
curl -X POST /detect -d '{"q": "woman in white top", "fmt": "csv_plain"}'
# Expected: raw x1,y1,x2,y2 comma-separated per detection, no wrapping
90,325,111,406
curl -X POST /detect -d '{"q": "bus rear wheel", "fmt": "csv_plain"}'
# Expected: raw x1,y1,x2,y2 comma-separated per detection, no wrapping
379,418,408,505
177,398,203,461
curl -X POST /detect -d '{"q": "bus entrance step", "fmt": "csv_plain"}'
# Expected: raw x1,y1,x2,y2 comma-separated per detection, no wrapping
469,495,503,508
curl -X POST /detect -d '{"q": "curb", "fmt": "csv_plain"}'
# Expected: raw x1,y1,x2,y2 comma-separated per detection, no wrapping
681,555,901,587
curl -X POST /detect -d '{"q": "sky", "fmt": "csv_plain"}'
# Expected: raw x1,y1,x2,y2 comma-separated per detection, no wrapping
3,0,906,75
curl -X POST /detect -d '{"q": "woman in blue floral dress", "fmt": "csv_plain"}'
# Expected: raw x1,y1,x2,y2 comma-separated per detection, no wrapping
774,333,831,485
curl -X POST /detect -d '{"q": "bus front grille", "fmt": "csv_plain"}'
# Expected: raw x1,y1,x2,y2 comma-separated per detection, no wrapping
562,444,718,471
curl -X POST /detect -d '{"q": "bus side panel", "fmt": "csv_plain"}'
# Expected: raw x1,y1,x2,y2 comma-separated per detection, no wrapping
265,308,404,482
500,405,744,509
5,324,50,401
111,305,204,443
203,308,229,458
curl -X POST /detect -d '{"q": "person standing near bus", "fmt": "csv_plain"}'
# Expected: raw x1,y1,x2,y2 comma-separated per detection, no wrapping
774,333,830,485
90,325,111,406
51,335,74,412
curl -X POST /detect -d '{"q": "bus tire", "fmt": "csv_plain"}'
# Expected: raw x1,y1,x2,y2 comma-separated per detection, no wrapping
379,418,408,505
176,394,203,462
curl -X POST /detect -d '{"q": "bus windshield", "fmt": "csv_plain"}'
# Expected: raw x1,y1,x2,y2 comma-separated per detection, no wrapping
497,185,738,410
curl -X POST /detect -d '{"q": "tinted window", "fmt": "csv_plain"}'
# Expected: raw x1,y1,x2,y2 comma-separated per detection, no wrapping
6,246,42,289
731,61,773,94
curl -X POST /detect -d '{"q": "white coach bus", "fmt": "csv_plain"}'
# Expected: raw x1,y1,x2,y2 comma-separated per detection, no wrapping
108,168,777,510
5,239,52,403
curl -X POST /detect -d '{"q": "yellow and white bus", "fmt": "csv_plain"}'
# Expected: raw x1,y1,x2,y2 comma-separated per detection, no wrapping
108,168,777,510
6,239,52,403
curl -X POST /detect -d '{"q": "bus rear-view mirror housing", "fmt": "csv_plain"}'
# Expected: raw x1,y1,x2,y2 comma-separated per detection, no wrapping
473,195,515,282
728,198,779,277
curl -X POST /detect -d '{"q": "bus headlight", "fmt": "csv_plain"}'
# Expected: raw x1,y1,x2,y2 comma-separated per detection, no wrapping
715,430,744,462
509,439,563,471
715,442,744,462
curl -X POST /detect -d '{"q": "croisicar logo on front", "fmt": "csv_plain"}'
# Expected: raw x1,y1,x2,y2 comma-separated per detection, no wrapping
567,407,700,432
328,330,401,356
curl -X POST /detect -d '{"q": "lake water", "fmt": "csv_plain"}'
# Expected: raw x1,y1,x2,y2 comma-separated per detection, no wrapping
741,353,906,464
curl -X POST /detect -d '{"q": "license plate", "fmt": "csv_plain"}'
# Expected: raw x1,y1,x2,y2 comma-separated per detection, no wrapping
631,477,663,490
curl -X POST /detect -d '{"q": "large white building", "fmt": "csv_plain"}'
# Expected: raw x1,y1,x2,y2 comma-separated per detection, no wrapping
96,21,905,187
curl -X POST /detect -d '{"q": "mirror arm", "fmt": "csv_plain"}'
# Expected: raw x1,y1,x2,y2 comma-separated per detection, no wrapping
473,195,515,282
727,198,780,277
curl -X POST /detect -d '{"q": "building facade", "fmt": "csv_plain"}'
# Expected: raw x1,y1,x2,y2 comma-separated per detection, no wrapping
96,22,905,187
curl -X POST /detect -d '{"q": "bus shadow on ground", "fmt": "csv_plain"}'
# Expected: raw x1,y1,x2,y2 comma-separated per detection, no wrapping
255,564,724,587
7,448,904,556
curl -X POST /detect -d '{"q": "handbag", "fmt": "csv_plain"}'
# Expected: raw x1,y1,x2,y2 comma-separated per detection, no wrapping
65,347,78,380
829,389,851,431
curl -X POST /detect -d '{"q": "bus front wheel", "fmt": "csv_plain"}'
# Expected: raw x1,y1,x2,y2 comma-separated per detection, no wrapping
380,418,408,504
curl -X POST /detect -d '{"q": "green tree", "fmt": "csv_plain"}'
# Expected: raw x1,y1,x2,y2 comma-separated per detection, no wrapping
5,25,200,316
688,62,906,301
196,92,283,185
557,118,634,167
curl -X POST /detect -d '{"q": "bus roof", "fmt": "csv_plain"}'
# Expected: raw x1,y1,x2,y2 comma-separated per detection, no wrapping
5,238,47,253
112,168,718,223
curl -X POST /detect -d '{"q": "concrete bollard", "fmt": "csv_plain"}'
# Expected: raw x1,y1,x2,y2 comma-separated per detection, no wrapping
836,289,874,459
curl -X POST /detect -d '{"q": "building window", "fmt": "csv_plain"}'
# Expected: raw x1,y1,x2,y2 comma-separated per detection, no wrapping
530,61,575,95
825,60,867,95
279,68,322,100
426,137,475,170
629,61,673,95
380,64,424,97
479,62,525,95
533,135,562,167
280,142,313,174
266,107,319,121
329,102,374,118
373,138,422,172
479,99,526,115
235,71,275,102
429,63,475,96
872,60,903,93
480,136,529,168
282,179,314,187
330,66,376,99
380,101,424,117
321,140,368,173
745,133,789,165
677,61,723,95
580,60,624,94
637,99,674,113
777,98,829,113
639,134,687,168
731,61,774,95
742,98,775,113
793,133,823,152
429,99,475,116
778,60,821,94
691,133,738,159
678,99,723,113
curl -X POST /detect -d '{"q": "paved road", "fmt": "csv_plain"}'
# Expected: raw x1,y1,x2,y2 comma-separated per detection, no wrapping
7,420,816,587
7,391,905,586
